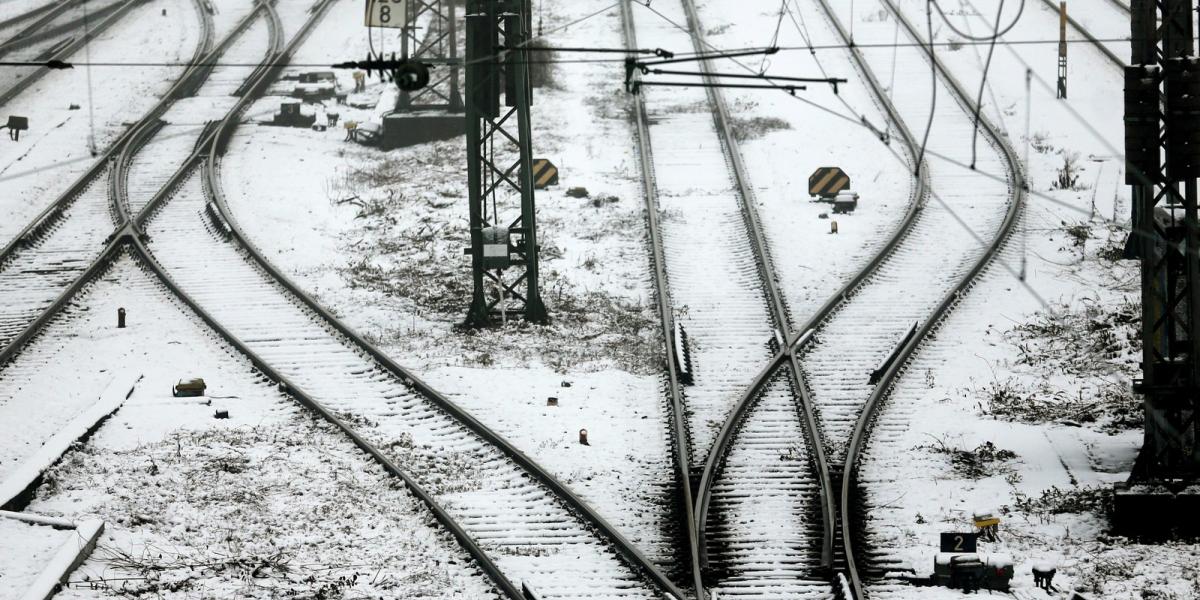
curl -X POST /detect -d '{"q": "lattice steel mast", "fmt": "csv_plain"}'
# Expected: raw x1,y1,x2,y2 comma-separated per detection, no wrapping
1118,0,1200,534
463,0,546,326
397,0,462,111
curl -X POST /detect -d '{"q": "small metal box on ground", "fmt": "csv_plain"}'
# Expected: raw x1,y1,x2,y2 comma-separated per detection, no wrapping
173,378,207,397
273,101,316,128
832,190,859,214
932,552,1013,590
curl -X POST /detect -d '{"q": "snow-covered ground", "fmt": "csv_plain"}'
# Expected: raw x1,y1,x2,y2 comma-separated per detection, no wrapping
687,0,916,324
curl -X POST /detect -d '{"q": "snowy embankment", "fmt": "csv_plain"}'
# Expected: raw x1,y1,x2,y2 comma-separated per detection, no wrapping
222,0,677,571
0,0,199,243
0,514,73,599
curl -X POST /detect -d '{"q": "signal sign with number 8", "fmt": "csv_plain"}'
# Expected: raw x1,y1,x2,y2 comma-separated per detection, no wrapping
365,0,405,28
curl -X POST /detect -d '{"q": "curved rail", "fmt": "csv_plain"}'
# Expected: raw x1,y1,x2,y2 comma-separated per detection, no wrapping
0,0,127,57
824,0,1026,596
0,1,64,31
617,0,705,595
122,237,516,598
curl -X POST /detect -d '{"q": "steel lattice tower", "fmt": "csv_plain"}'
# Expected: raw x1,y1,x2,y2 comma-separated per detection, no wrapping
397,0,462,111
463,0,546,326
1117,0,1200,535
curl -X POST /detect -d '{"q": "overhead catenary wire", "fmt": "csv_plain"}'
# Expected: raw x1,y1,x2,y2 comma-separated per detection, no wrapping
918,0,937,176
931,0,1025,40
0,37,1144,71
81,0,96,156
967,0,1006,168
1,0,1146,303
762,0,788,73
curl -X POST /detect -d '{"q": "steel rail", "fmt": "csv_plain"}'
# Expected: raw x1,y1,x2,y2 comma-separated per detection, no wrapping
132,2,686,597
126,237,520,599
115,0,271,221
0,0,126,57
1035,0,1125,68
230,0,282,98
0,241,522,599
0,1,65,32
830,1,1027,597
0,0,75,54
0,0,145,107
617,0,707,595
0,0,230,273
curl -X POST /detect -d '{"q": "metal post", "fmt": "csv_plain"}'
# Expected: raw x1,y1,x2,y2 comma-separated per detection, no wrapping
513,4,546,323
1056,2,1067,98
464,1,491,327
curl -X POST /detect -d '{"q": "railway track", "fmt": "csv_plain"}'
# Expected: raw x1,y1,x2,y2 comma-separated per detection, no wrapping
62,1,684,597
0,0,74,48
809,0,1025,596
620,0,1025,596
122,0,273,216
0,250,507,599
0,0,263,355
620,0,844,595
620,0,936,594
0,0,141,107
0,0,128,57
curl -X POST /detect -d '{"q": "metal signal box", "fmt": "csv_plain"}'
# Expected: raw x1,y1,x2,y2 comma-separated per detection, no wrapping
482,226,510,269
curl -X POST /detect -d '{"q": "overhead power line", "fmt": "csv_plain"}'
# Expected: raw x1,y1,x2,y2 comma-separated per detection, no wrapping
0,37,1137,71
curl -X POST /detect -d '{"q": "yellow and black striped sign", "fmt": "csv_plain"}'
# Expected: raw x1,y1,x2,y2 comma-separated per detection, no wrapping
808,166,850,197
532,158,558,189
